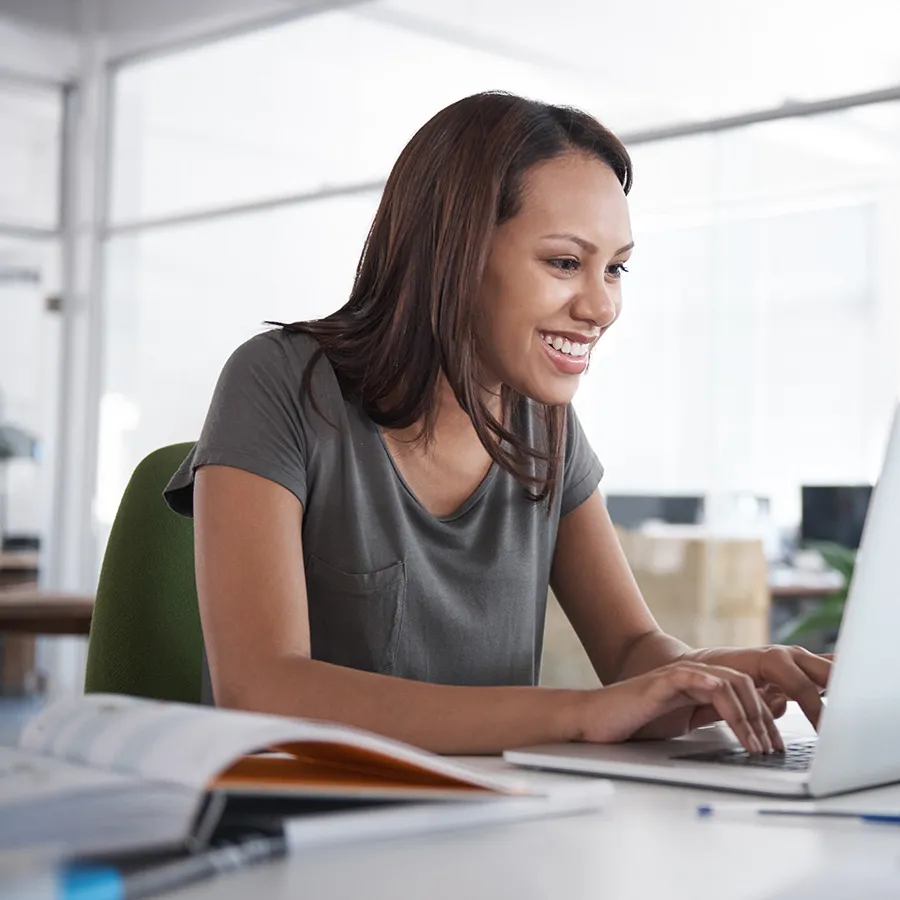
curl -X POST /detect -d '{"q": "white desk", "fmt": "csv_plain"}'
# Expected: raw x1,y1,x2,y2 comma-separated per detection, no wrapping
170,710,900,900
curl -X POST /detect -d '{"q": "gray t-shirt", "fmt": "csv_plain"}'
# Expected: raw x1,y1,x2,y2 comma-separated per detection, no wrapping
165,329,603,698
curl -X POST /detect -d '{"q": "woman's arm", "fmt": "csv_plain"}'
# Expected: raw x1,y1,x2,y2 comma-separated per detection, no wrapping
550,490,689,683
195,466,784,754
551,490,831,730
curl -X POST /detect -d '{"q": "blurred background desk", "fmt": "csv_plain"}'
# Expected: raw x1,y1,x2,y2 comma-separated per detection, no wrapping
0,587,93,698
0,589,93,636
0,550,40,589
768,566,844,601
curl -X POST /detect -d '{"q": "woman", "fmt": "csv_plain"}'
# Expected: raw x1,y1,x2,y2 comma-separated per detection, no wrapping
166,91,829,756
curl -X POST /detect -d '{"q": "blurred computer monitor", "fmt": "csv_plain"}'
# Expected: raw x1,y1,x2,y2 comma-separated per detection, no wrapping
604,494,704,530
800,485,872,550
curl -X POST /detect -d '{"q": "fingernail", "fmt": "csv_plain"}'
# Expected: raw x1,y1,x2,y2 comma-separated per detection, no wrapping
749,736,763,755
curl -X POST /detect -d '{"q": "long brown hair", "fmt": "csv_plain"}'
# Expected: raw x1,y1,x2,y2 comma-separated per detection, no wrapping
283,91,632,504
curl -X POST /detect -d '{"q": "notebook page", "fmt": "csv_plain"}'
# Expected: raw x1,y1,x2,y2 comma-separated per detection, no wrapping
0,746,200,856
19,695,531,794
0,745,136,805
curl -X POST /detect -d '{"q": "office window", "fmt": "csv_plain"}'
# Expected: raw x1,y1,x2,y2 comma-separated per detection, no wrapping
97,190,380,546
0,82,62,230
577,102,899,525
0,236,61,542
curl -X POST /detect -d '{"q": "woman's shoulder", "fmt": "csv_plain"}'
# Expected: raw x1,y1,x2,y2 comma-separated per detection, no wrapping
210,327,343,421
226,326,323,373
221,326,342,396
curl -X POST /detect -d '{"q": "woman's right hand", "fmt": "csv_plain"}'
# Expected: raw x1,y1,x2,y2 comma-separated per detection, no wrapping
576,660,786,755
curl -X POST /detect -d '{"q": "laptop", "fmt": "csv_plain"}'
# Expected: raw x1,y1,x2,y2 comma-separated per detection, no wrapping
505,405,900,798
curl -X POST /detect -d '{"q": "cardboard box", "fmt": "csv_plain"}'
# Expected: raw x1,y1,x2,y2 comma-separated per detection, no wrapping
615,527,770,648
540,529,770,688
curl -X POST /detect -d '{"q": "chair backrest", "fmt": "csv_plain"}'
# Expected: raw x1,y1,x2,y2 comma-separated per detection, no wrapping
84,442,202,703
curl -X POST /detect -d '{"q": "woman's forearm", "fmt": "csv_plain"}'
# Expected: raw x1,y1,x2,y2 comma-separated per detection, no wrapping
611,630,692,683
214,654,587,754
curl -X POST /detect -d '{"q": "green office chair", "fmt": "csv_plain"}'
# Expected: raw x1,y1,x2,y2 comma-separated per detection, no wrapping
84,442,203,703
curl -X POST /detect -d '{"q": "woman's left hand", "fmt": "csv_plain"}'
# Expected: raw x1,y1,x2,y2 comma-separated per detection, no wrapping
682,645,832,729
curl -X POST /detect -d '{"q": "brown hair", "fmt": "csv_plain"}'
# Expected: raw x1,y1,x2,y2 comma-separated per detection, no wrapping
282,91,632,504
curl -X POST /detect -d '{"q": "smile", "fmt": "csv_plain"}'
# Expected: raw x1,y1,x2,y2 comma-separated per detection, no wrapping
539,331,590,357
538,332,591,375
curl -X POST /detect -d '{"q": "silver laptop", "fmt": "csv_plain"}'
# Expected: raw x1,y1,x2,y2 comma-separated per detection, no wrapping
505,405,900,798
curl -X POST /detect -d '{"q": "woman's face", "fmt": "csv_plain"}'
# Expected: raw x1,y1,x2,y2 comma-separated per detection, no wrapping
476,152,633,406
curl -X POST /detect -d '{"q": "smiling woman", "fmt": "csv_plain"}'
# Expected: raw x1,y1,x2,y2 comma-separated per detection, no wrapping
163,91,831,757
273,93,633,505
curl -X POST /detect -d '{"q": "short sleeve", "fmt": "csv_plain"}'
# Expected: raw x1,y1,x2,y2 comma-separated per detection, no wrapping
164,331,311,516
560,404,604,517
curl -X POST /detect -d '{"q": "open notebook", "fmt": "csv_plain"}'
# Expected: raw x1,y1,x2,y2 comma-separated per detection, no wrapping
2,694,609,858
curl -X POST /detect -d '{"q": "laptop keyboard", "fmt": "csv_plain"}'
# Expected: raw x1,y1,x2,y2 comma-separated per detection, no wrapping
676,738,817,772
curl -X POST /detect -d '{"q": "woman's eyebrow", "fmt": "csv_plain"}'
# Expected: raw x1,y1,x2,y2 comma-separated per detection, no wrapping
542,234,635,256
542,232,597,252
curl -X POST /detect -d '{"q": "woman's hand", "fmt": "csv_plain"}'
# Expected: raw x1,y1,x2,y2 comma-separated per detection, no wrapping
576,659,786,754
680,645,832,728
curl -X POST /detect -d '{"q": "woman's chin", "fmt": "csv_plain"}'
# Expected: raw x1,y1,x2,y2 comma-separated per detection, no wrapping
507,376,580,407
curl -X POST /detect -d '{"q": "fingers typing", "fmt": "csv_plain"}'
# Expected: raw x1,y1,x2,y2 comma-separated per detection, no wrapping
760,647,828,729
667,664,778,755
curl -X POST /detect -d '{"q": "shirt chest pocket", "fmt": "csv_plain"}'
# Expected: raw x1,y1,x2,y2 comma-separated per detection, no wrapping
304,555,407,676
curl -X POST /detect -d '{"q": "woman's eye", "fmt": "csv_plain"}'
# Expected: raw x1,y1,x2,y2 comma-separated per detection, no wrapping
608,263,630,279
548,257,580,272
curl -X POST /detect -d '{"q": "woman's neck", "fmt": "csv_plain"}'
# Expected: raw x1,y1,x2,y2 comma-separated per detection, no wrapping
387,373,500,448
379,374,499,517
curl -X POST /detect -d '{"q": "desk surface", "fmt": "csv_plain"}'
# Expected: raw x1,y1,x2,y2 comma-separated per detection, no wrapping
169,711,900,900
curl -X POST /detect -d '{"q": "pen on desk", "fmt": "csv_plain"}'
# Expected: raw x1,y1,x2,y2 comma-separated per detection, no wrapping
696,804,900,825
58,834,288,900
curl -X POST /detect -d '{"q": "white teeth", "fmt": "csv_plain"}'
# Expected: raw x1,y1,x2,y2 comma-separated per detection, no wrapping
541,334,590,357
542,332,591,357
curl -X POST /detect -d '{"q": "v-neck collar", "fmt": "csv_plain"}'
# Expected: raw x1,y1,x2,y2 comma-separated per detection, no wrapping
371,420,499,524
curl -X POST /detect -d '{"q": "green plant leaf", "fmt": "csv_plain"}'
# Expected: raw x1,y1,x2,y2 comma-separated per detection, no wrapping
780,595,846,642
807,541,856,581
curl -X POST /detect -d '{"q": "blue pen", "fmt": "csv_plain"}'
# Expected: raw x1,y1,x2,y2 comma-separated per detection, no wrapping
57,833,286,900
697,803,900,825
59,867,124,900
